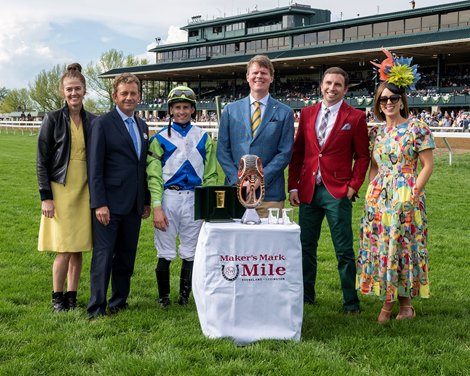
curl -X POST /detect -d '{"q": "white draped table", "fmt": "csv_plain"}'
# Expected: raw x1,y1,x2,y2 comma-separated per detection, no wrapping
192,219,303,345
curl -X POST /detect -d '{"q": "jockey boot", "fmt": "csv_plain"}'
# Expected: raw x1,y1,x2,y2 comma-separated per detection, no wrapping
178,260,193,306
156,269,171,308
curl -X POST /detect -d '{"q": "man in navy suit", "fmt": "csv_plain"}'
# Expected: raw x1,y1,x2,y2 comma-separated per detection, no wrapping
217,55,295,217
87,73,151,318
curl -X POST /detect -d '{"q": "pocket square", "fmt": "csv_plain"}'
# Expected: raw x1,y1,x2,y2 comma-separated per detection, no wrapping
341,123,351,131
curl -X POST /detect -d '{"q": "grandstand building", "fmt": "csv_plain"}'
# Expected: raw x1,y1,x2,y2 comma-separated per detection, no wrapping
102,1,470,117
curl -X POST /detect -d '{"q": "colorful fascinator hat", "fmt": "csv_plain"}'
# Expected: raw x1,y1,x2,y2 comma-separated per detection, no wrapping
371,47,421,92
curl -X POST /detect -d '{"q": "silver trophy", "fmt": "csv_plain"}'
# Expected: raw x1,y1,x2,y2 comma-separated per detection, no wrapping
236,154,265,224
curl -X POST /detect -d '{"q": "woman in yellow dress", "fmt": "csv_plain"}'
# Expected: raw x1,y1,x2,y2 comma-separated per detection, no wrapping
37,63,96,311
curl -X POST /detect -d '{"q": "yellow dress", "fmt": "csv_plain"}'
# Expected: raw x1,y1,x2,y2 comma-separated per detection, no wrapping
38,119,92,253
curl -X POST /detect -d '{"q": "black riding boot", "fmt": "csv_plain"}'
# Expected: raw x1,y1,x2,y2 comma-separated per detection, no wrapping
178,260,193,306
52,291,67,312
64,291,77,310
156,258,171,308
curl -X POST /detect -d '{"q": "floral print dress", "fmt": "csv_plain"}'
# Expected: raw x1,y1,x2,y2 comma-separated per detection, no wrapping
356,120,435,302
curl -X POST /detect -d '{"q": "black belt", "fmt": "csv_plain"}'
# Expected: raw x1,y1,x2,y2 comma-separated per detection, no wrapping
167,185,181,191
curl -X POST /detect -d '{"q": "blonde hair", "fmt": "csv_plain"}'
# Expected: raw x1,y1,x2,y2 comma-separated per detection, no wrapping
246,55,274,76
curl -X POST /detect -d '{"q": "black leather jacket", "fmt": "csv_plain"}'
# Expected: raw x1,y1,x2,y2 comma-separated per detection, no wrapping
36,105,96,201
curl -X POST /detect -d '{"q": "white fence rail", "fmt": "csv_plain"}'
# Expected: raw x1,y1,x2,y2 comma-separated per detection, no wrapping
1,121,468,165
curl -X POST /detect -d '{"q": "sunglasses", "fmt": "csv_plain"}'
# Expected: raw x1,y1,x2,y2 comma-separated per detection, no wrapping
379,94,401,104
170,89,196,100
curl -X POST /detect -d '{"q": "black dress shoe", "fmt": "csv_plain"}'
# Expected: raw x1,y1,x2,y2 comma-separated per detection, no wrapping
159,297,170,308
88,311,106,320
178,295,189,306
344,308,361,315
108,303,129,315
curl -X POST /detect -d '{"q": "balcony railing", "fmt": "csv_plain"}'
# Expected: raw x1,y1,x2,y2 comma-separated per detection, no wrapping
138,94,470,112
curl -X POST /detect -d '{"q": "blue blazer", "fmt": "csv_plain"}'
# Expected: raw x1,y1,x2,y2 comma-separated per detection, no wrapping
88,108,150,215
217,95,294,201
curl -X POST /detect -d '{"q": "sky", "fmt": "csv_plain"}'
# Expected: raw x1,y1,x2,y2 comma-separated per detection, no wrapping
0,0,453,90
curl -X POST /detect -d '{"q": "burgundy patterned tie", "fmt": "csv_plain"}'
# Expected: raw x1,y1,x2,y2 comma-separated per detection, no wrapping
316,108,330,185
318,108,330,147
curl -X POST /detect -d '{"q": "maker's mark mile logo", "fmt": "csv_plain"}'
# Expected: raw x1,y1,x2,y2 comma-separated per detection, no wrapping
221,264,240,281
220,253,287,282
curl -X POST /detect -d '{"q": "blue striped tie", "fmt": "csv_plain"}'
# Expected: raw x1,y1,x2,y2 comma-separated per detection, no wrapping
125,117,139,156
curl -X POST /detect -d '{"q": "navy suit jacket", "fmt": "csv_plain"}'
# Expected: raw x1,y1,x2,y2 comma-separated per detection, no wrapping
88,108,150,215
217,95,294,201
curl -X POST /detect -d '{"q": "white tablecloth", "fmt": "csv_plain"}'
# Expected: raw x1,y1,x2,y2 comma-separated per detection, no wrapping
193,219,303,345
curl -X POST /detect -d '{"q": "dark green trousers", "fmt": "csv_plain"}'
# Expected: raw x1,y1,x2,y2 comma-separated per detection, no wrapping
299,184,359,311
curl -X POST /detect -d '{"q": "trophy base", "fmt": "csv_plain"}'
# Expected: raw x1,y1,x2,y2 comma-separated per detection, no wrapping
241,208,261,225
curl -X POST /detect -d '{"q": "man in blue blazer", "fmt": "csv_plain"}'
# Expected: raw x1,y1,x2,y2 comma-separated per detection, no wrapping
87,73,150,318
217,55,295,217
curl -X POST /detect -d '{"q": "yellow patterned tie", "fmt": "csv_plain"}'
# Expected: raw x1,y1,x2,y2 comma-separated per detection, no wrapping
251,101,261,138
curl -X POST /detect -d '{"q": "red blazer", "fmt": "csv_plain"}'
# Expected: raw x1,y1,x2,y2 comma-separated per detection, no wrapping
288,101,370,202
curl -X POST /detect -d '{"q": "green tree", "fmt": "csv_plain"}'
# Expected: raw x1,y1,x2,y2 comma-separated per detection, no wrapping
29,64,65,112
85,49,147,110
0,86,9,101
0,88,34,113
83,97,105,116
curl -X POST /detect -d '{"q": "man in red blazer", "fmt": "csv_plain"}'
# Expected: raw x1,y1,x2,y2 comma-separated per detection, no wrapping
288,67,370,313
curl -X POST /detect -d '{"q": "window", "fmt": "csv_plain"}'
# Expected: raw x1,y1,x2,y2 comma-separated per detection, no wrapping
157,52,171,62
405,17,421,34
344,27,358,41
213,26,222,34
172,50,187,60
422,15,438,31
358,24,372,39
189,47,206,59
280,36,289,49
247,39,267,52
267,38,278,51
226,43,235,55
305,32,317,46
293,34,305,47
235,42,243,53
267,37,289,51
226,22,244,31
189,30,199,37
459,10,470,26
441,12,459,29
330,29,342,43
317,30,330,45
373,22,387,37
282,15,295,29
388,20,404,35
210,45,224,57
246,41,254,52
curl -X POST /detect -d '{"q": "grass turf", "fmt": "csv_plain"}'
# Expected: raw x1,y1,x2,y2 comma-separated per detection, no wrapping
0,132,469,375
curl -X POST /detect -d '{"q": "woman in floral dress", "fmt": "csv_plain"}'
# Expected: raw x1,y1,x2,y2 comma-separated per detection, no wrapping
356,68,435,322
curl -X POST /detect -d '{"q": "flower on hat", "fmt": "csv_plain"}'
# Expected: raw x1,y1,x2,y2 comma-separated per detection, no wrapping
371,48,421,91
